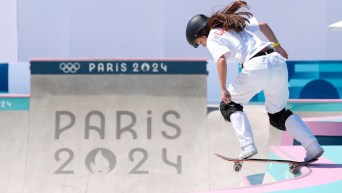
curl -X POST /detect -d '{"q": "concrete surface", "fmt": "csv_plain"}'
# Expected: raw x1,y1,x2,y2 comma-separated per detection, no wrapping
0,111,28,193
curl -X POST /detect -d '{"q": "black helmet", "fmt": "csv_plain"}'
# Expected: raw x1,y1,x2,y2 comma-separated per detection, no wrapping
186,14,209,48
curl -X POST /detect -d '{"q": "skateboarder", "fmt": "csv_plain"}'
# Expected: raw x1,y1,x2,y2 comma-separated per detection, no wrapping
185,1,324,161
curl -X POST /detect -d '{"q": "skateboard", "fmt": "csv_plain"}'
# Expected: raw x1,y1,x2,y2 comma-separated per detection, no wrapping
215,153,318,175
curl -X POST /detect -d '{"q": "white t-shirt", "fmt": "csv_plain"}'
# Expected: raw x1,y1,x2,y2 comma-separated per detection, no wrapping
207,17,272,64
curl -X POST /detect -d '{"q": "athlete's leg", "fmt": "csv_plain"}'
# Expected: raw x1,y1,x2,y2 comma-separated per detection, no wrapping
285,114,324,161
222,65,271,159
264,53,324,161
267,108,323,161
220,102,257,159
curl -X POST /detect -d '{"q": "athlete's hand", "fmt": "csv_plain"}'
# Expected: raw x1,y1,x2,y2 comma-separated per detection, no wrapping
274,45,288,59
221,89,231,104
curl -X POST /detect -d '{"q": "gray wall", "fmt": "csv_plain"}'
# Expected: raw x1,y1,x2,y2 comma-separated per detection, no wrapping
17,0,342,62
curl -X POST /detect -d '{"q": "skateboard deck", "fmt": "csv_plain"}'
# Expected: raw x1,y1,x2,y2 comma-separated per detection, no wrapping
215,153,318,174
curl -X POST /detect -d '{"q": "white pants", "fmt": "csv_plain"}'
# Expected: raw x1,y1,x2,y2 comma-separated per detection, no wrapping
229,52,289,113
228,52,317,149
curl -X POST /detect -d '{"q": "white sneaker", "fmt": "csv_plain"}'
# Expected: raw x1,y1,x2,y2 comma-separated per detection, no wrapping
304,141,324,162
239,145,258,159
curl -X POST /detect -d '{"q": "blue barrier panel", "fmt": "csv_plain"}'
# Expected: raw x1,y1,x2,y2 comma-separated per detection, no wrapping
0,63,9,93
30,60,207,75
287,60,342,99
0,96,30,111
250,60,342,102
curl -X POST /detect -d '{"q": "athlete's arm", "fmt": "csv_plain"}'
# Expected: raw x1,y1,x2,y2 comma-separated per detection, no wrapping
217,55,231,103
259,22,288,59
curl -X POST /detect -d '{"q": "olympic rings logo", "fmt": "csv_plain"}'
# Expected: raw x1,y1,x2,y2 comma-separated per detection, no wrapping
59,63,81,73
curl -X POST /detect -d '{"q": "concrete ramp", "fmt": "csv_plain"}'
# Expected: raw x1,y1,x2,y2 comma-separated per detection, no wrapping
0,95,29,193
24,59,209,193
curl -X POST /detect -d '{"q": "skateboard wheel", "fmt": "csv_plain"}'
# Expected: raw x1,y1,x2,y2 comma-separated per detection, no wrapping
233,162,242,172
291,167,300,175
234,165,241,172
289,164,300,175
